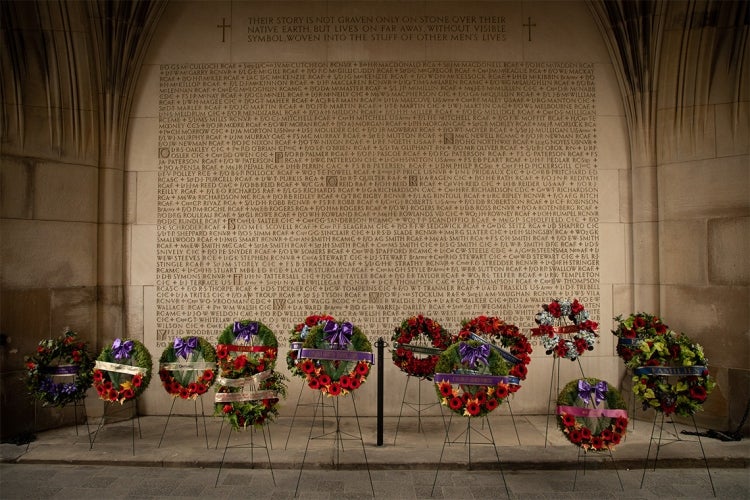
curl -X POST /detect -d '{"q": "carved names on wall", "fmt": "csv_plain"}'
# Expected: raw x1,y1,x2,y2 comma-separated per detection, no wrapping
157,62,599,348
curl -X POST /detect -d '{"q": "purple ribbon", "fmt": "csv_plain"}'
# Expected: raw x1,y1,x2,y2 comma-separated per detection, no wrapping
578,379,608,407
324,321,353,348
174,336,198,359
459,342,490,369
233,321,258,342
112,338,134,360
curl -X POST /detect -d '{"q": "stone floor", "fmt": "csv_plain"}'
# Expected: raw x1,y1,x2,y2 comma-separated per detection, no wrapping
1,399,748,498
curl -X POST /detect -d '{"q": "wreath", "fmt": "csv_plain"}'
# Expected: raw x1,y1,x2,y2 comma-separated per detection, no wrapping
286,314,336,378
531,298,599,360
25,329,95,407
556,378,628,452
391,315,452,378
297,320,373,397
455,315,533,392
214,320,286,429
215,371,288,430
433,340,512,417
612,312,669,362
626,331,715,416
158,336,217,400
93,338,152,403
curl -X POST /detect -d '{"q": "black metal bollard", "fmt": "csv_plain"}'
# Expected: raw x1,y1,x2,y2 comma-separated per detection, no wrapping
375,337,386,446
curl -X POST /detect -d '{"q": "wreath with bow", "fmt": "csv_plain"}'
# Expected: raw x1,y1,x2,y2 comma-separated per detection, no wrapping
158,336,217,400
25,329,94,407
297,320,373,397
286,314,336,378
93,338,152,403
455,315,532,392
214,320,286,430
433,340,513,417
557,378,628,451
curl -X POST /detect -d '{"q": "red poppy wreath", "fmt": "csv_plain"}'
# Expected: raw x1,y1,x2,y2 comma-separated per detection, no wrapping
158,336,217,400
391,315,452,379
297,320,373,397
455,315,532,392
434,340,514,417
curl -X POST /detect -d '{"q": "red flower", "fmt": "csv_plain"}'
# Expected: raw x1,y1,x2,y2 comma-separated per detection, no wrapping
474,391,487,405
233,356,248,370
93,370,103,382
195,383,207,395
355,362,369,376
202,369,214,381
107,389,119,401
350,377,361,389
580,427,592,440
318,374,331,387
548,301,562,317
561,413,576,428
615,417,628,433
591,436,604,450
216,345,229,359
689,385,707,402
308,378,321,390
327,383,342,396
569,429,583,444
340,375,352,389
611,432,622,445
438,381,453,397
485,398,499,411
300,359,315,374
449,396,463,410
601,428,613,441
633,315,647,329
466,400,481,416
495,383,509,399
223,404,233,414
179,387,190,399
188,383,198,394
510,364,527,378
132,374,143,387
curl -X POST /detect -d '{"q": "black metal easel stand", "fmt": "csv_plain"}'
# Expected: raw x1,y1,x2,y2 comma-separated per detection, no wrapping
89,398,141,455
283,381,336,450
545,356,585,447
640,412,716,496
157,395,210,449
27,397,91,452
573,445,624,491
294,393,374,498
431,414,510,497
215,421,275,487
393,375,445,445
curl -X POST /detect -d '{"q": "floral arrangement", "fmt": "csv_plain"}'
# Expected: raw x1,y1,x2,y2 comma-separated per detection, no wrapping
158,336,217,400
286,314,336,378
612,312,669,361
25,329,94,406
532,298,598,360
216,320,278,376
626,331,714,416
557,378,628,452
298,320,373,397
433,340,512,417
391,315,452,378
93,338,152,403
215,371,288,430
214,320,286,430
455,315,532,391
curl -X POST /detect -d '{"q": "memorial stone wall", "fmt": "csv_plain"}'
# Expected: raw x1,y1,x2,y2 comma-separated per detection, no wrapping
157,61,599,348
